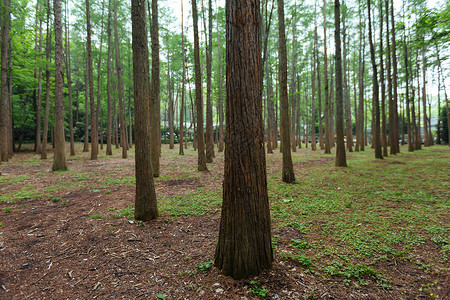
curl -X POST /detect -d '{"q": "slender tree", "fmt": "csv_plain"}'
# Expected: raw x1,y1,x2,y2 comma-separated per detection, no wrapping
35,1,44,155
0,0,11,161
343,16,352,152
217,0,224,152
52,0,67,170
334,0,347,166
192,0,207,171
379,1,387,156
96,0,106,152
368,0,382,159
205,0,214,162
64,0,75,156
322,0,331,154
311,27,317,152
215,0,272,279
390,0,399,153
150,0,160,174
106,4,113,155
131,0,158,220
41,0,51,160
179,0,185,155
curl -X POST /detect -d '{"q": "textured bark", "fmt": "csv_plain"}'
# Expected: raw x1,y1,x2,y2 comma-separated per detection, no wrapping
52,0,67,171
290,4,297,153
356,6,365,152
278,0,295,183
150,0,160,174
266,51,274,154
96,0,106,152
317,46,323,150
322,0,331,154
83,62,89,153
106,5,113,156
311,28,317,152
0,0,11,161
168,53,174,149
192,0,207,171
35,2,44,155
214,0,272,279
205,0,214,162
404,35,413,152
114,0,127,159
131,0,158,220
334,0,347,167
368,0,382,159
64,1,75,156
217,0,224,153
421,48,430,147
86,0,98,160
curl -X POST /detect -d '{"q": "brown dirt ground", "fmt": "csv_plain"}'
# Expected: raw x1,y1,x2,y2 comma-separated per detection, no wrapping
0,144,448,299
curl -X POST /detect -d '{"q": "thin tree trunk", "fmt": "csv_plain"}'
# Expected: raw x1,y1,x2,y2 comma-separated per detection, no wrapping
35,2,44,155
322,0,331,154
64,1,75,156
343,17,352,152
106,3,113,156
179,0,185,155
217,0,224,152
150,0,160,173
379,1,387,156
390,0,399,153
421,46,430,146
1,0,11,161
205,0,214,162
96,0,106,152
311,26,317,151
83,61,89,153
41,1,51,160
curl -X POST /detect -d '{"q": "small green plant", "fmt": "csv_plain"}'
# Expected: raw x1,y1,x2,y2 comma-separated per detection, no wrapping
4,207,11,213
249,281,269,298
156,294,165,299
197,260,213,271
90,214,103,219
290,239,311,249
51,197,62,203
62,200,67,205
294,255,313,267
114,205,134,219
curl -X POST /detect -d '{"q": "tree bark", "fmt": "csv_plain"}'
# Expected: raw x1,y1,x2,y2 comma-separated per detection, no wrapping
205,0,214,162
179,0,185,155
96,0,106,152
334,0,347,167
1,0,11,161
343,18,352,152
215,0,272,279
106,3,113,155
322,0,331,154
192,0,207,171
379,1,387,156
217,0,224,153
35,2,44,155
278,0,295,183
150,0,160,173
390,0,399,153
41,1,51,160
131,0,158,220
64,0,75,156
52,0,67,171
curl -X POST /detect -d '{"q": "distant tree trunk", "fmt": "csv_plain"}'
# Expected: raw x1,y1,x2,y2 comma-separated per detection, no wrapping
86,0,98,160
317,43,323,150
168,52,174,149
1,0,11,161
390,0,399,153
266,51,274,154
291,3,298,152
114,0,127,159
205,0,214,162
96,0,106,152
131,0,158,220
217,0,224,153
106,6,113,156
83,61,89,153
64,1,75,156
334,0,347,167
35,2,44,155
343,18,352,152
41,1,51,160
421,47,430,147
368,0,382,159
150,0,160,174
379,2,387,156
311,26,317,152
179,0,185,155
405,35,413,152
52,0,67,171
322,0,331,154
215,0,273,279
415,49,422,150
278,0,295,183
192,0,207,171
356,5,365,152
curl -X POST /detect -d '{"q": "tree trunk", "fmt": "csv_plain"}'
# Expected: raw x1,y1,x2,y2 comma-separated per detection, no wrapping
379,1,387,156
52,0,67,171
205,0,214,162
150,0,160,173
356,5,365,152
1,0,11,161
390,0,399,153
131,0,158,220
217,0,224,153
106,4,113,156
114,0,127,159
168,52,174,149
35,2,44,155
215,0,273,279
368,0,382,159
278,0,295,183
96,0,106,152
322,0,331,154
334,0,347,167
343,18,352,153
192,0,207,171
83,61,89,153
179,0,185,155
64,1,75,156
41,1,51,160
311,26,317,152
405,35,413,152
421,47,430,147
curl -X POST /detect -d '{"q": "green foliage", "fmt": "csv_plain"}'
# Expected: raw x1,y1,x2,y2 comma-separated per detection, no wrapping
290,239,311,249
439,107,448,144
5,208,11,213
114,205,134,219
50,197,62,203
156,294,165,300
197,260,213,271
294,255,313,267
90,214,103,219
249,281,269,298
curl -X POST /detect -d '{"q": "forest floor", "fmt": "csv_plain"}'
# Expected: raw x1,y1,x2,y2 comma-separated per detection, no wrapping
0,142,449,299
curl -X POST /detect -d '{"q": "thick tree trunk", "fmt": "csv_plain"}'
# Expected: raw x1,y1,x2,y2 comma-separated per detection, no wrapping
368,0,382,159
131,0,158,220
52,0,67,171
192,0,207,171
278,0,295,183
215,0,272,279
1,0,11,161
334,0,347,167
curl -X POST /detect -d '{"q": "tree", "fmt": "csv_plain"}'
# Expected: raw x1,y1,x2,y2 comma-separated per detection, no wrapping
379,0,387,157
179,0,185,156
278,0,295,183
64,1,75,156
86,0,98,160
215,0,272,279
150,0,160,174
35,1,44,155
106,4,113,156
367,0,382,159
192,0,207,171
334,0,347,167
322,0,331,154
41,0,51,160
205,0,214,162
390,0,399,154
131,0,158,220
217,0,224,152
114,0,127,159
0,0,11,161
52,0,67,171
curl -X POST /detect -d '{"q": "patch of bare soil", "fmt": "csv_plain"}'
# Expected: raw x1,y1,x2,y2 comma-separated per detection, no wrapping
0,146,447,299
